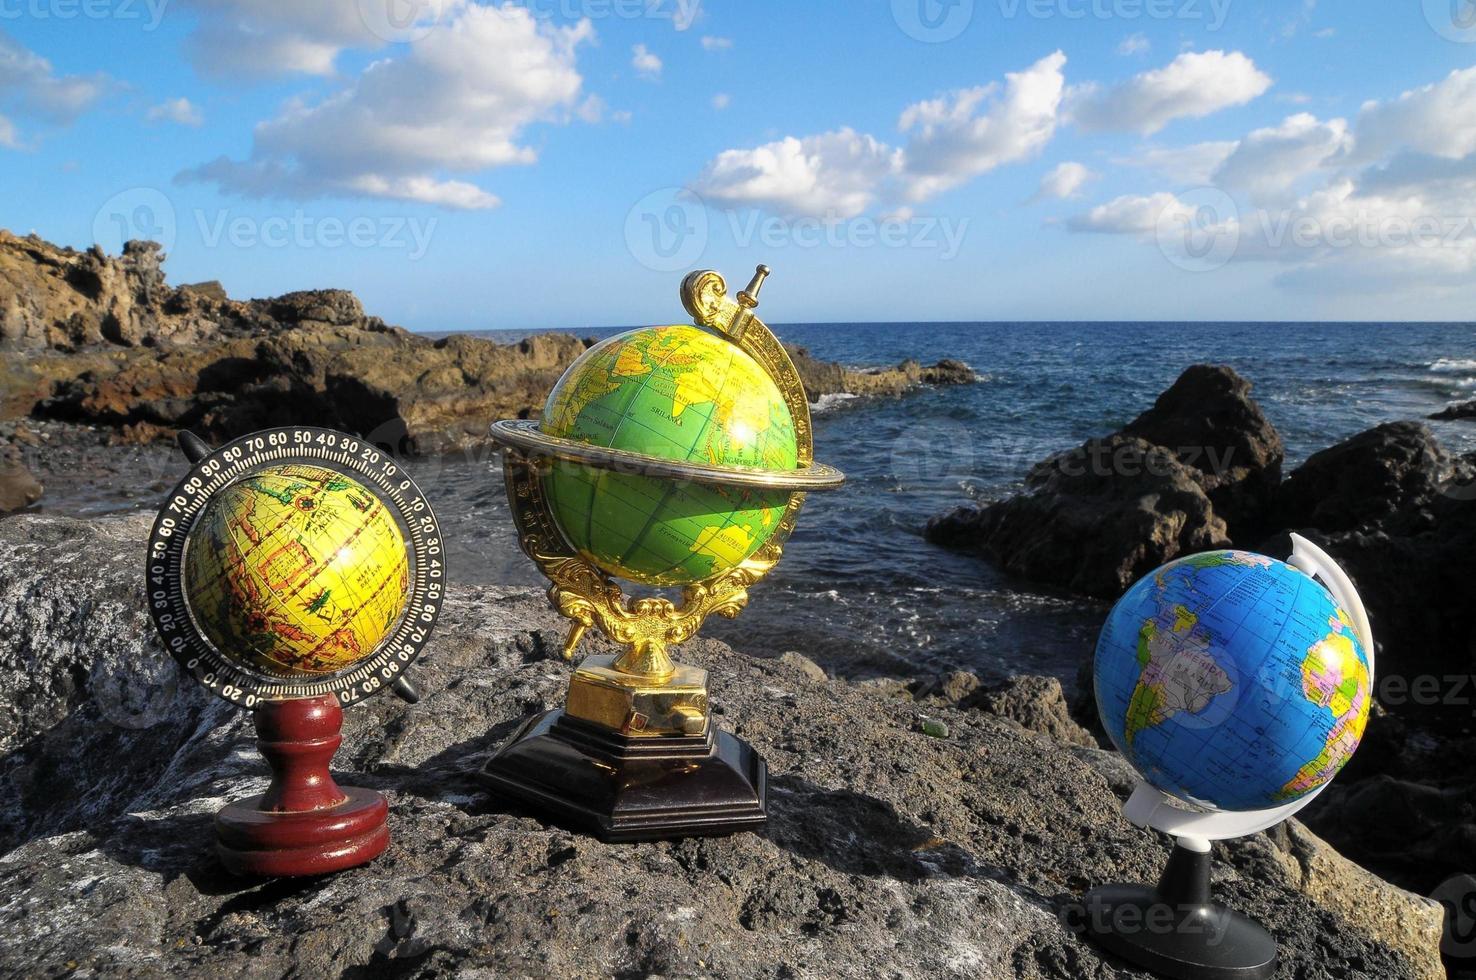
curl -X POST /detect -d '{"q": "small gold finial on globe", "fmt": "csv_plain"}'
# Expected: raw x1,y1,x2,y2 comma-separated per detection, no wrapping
481,264,844,842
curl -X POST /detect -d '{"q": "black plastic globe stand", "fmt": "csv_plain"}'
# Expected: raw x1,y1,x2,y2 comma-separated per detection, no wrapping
1077,840,1276,980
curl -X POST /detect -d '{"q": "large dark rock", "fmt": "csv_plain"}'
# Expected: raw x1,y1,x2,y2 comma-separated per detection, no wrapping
927,434,1230,599
0,513,1444,978
1274,421,1461,534
1120,364,1283,536
925,366,1280,599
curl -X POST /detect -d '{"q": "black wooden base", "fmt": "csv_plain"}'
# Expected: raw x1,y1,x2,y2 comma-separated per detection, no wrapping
478,709,767,842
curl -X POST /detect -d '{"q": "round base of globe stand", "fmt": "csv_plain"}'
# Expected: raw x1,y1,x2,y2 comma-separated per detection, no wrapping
213,695,390,878
1077,842,1276,980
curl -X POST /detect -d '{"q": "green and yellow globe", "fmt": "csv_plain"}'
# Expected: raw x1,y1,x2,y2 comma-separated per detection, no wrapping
541,324,798,586
183,463,411,677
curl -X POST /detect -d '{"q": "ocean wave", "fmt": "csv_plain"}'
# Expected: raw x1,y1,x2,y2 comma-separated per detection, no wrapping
1430,358,1476,373
813,392,861,414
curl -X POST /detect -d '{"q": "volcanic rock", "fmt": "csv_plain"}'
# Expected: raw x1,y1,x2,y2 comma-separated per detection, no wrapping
925,365,1281,599
963,675,1097,748
787,346,976,402
0,231,977,454
1273,421,1461,534
1120,364,1284,535
1430,398,1476,421
926,433,1231,599
0,512,1444,978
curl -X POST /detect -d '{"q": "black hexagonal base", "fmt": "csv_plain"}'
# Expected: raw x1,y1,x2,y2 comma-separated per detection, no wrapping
478,709,767,843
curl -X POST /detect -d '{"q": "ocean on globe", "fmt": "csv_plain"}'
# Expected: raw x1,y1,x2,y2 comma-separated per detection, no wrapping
540,324,798,587
183,463,411,677
1094,550,1372,812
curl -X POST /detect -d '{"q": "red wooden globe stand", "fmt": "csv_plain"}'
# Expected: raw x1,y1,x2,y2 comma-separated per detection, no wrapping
214,695,389,877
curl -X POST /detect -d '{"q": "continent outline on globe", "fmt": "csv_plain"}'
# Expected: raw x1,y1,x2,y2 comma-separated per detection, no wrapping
1094,549,1373,813
540,323,800,587
146,426,444,708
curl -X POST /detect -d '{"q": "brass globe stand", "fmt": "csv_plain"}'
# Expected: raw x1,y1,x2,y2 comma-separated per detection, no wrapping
479,266,843,842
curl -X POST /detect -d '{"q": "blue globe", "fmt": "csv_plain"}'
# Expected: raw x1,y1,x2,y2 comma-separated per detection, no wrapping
1094,550,1373,812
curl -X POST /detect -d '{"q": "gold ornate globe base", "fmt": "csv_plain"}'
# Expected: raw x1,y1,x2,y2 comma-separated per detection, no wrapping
568,657,709,736
480,265,842,841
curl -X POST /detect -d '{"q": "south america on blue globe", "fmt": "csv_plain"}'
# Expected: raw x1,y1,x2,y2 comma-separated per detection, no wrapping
1095,549,1372,813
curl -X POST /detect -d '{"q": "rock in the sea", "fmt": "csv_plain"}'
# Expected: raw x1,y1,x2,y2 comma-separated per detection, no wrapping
1274,421,1461,533
925,365,1282,599
0,513,1442,978
787,345,975,402
927,433,1230,599
1429,398,1476,421
1119,364,1283,535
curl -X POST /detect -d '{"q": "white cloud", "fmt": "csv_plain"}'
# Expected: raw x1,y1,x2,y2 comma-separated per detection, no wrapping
1069,62,1476,293
178,5,594,210
1067,192,1186,234
1212,113,1349,202
711,93,730,111
146,97,204,127
632,43,662,79
899,51,1067,200
1033,161,1095,201
176,0,418,79
1117,33,1149,56
1353,66,1476,162
1070,50,1271,135
692,128,904,219
689,52,1067,217
700,35,732,51
0,31,108,146
1122,141,1239,184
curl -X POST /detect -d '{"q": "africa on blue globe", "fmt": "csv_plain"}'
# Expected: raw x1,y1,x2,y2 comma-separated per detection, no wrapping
1094,550,1372,813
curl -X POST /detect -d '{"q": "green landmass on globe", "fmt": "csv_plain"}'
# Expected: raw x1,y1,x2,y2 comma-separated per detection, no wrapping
539,324,798,587
1096,549,1372,812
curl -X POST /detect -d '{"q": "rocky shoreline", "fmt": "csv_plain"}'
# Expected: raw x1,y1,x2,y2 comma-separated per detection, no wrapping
0,230,974,514
0,513,1445,978
927,363,1476,909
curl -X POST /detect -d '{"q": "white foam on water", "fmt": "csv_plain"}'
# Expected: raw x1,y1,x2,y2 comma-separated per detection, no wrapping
813,392,861,414
1430,357,1476,373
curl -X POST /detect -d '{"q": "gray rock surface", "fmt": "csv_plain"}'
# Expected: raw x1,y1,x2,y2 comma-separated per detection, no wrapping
0,513,1444,978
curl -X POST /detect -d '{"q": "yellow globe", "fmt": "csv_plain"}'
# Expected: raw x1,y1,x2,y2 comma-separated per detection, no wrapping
183,463,410,677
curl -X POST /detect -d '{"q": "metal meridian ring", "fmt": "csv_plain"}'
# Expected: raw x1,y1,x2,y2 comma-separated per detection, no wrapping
489,419,846,491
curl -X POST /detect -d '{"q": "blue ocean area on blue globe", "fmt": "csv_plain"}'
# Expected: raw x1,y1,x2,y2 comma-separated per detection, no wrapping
1094,550,1373,813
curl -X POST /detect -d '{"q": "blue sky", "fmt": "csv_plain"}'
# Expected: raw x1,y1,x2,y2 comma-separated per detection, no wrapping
4,0,1476,330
